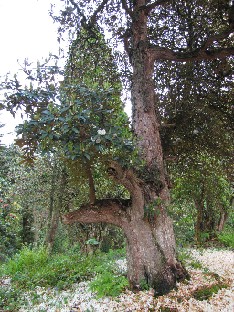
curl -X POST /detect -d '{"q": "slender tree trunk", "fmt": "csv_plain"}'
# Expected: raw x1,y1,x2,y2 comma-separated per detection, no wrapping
46,165,57,247
218,210,228,232
21,205,34,245
194,200,203,245
46,168,66,252
47,209,60,252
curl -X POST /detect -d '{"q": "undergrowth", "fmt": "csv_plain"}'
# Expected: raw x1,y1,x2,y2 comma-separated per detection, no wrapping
217,231,234,249
0,246,127,310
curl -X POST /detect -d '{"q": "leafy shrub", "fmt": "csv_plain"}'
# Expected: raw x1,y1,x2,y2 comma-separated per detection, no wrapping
0,286,23,311
217,231,234,249
3,246,49,276
89,271,128,298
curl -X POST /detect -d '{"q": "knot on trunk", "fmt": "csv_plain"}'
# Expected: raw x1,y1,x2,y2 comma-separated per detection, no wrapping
107,161,125,180
137,160,164,194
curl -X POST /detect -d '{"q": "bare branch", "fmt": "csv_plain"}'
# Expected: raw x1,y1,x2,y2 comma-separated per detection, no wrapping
69,0,109,28
89,0,110,26
121,0,134,17
62,199,130,227
69,0,87,27
142,0,171,14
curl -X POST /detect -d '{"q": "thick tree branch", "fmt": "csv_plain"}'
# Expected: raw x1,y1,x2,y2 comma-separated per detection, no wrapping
107,161,145,217
62,199,130,227
150,45,234,62
150,27,234,61
108,161,142,195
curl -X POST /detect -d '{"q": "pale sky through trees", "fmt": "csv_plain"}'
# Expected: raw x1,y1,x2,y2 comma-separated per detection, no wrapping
0,0,59,145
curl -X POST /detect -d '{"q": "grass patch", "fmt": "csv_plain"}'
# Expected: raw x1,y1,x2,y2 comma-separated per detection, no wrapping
0,246,128,309
192,283,229,301
1,246,99,290
0,247,126,291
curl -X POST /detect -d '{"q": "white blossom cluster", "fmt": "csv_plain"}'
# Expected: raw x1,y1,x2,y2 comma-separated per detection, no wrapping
97,129,106,135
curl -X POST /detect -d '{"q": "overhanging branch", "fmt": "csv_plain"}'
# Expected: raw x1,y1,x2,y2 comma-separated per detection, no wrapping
150,45,234,62
62,199,130,227
107,161,145,216
150,26,234,61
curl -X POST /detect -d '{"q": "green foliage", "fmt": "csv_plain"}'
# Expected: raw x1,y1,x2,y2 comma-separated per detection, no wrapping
168,201,195,246
89,271,128,298
86,238,100,245
144,199,161,221
3,246,49,276
192,283,228,301
0,146,22,258
189,260,203,270
139,278,150,291
177,249,203,270
0,246,127,295
218,230,234,249
177,249,192,263
0,247,127,310
170,153,232,245
0,286,30,311
3,28,136,173
0,196,21,259
1,246,93,290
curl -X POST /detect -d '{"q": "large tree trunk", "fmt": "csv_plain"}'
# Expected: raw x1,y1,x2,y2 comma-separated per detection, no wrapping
124,215,180,294
127,0,187,293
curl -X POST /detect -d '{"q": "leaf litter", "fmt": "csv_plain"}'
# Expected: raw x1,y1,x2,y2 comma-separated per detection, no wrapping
1,248,233,311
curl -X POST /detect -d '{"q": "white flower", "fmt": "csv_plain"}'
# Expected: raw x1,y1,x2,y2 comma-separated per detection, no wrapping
193,129,199,135
97,129,106,135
